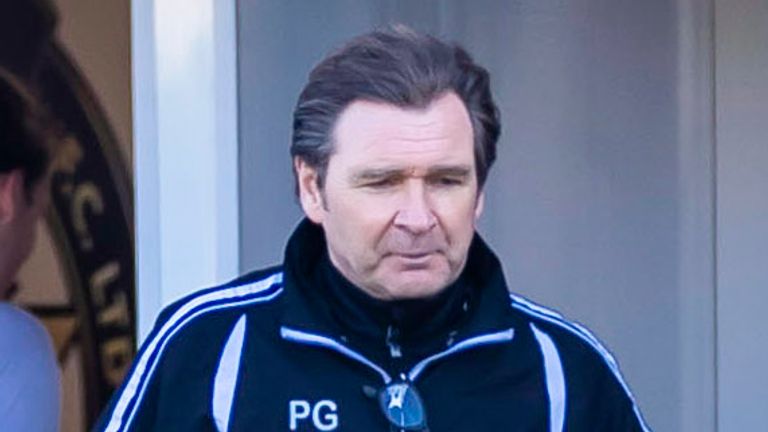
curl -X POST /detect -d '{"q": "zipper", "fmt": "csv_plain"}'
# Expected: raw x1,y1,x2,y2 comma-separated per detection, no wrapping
280,326,514,384
386,325,402,358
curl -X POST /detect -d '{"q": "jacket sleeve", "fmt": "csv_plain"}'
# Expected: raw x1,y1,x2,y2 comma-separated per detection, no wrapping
557,329,651,432
92,303,183,432
585,359,650,431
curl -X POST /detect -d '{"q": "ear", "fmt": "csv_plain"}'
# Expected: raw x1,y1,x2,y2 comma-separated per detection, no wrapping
294,157,326,224
0,170,24,225
474,190,485,220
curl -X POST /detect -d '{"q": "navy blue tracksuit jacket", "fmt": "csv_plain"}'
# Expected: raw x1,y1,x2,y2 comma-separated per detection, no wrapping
96,220,650,431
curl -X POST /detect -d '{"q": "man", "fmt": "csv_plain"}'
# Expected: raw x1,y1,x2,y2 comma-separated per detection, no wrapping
0,68,60,431
98,27,649,431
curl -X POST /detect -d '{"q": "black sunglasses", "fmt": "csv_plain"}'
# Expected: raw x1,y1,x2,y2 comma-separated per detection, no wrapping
376,380,429,431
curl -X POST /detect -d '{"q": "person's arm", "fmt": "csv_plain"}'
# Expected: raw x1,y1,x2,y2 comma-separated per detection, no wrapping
557,328,651,431
92,304,181,432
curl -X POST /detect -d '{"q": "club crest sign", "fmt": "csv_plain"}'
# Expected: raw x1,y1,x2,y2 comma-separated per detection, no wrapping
1,1,136,427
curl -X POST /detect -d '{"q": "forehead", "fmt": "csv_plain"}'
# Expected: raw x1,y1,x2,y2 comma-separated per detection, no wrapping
330,92,474,169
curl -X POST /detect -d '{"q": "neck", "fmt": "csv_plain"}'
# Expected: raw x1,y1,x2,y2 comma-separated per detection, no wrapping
0,277,12,301
320,251,471,340
0,254,12,300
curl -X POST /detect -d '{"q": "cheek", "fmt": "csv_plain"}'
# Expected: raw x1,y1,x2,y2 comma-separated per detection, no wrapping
334,191,396,225
326,197,390,249
433,194,480,229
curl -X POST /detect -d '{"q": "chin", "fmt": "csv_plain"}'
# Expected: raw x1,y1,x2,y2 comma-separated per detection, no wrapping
383,277,450,300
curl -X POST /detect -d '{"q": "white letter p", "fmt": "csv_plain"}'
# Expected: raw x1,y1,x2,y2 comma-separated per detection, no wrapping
289,400,311,430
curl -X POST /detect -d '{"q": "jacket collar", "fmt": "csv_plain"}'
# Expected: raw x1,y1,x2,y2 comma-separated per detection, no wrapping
279,219,520,346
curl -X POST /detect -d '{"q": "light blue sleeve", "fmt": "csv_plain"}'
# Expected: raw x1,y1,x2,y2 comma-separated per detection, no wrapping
0,303,61,431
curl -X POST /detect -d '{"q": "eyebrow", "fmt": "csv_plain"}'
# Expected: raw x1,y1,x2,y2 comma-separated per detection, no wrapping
350,168,403,183
425,165,473,178
350,165,473,183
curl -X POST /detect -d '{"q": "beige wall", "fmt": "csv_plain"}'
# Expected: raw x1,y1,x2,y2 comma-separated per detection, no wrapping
53,0,132,167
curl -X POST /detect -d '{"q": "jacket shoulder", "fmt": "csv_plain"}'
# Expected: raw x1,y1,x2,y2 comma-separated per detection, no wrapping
154,265,285,326
508,293,618,367
507,292,650,431
94,267,284,432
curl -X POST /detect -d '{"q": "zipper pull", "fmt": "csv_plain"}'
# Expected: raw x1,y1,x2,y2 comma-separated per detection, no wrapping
386,325,402,358
446,330,458,347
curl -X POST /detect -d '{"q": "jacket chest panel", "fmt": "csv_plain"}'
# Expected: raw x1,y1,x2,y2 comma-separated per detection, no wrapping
228,340,390,431
416,350,550,431
223,330,550,431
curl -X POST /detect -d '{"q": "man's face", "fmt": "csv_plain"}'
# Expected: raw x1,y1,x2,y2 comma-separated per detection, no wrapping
297,92,484,300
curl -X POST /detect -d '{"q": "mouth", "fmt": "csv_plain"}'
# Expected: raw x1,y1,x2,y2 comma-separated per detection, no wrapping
390,250,436,258
389,251,437,267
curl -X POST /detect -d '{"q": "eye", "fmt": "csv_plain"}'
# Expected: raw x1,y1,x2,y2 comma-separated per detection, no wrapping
431,176,464,187
364,177,399,189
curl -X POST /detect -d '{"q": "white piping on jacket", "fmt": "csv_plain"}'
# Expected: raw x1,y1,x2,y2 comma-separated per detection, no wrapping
280,326,515,385
213,314,248,432
531,323,566,432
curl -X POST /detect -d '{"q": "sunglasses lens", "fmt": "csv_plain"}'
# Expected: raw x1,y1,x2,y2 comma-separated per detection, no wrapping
378,382,426,430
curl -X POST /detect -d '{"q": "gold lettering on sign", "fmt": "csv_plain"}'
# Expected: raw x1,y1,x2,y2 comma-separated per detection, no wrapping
90,261,120,310
71,182,105,251
98,290,130,327
52,135,84,175
54,136,83,196
102,338,132,386
91,262,132,385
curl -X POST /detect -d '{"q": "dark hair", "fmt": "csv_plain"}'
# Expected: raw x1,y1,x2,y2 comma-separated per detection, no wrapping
291,25,500,193
0,68,53,201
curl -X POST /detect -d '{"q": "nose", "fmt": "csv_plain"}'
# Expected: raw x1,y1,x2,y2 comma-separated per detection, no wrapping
393,182,437,235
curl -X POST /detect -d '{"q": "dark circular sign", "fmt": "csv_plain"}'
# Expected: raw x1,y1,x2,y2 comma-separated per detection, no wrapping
1,1,136,427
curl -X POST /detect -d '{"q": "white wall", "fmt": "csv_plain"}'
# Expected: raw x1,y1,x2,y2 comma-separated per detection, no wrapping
132,0,240,341
53,0,132,166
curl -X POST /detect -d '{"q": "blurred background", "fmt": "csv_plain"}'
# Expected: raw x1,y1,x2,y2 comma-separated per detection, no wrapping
3,0,766,430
